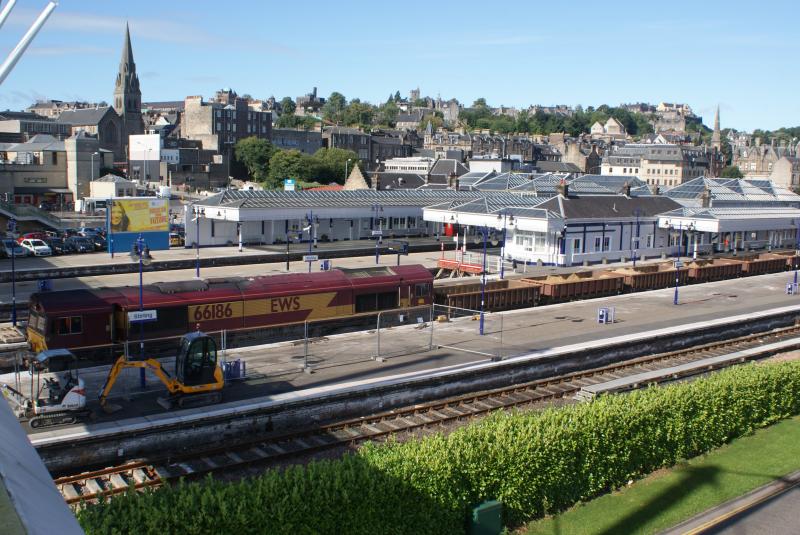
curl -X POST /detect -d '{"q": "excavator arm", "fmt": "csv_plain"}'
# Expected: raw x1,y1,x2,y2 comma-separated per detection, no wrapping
98,356,178,408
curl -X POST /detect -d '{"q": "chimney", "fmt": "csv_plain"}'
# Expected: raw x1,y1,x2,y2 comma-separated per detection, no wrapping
623,181,631,197
557,178,569,197
701,186,711,208
449,171,458,190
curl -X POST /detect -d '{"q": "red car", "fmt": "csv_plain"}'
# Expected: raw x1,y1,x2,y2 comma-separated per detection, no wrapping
17,232,46,243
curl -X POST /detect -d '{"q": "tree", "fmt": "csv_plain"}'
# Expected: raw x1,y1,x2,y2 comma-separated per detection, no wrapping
421,113,444,131
472,98,488,108
393,90,401,102
267,150,314,189
322,92,347,123
376,100,398,127
280,96,296,116
720,165,744,178
234,137,276,183
311,147,361,184
342,100,374,129
276,114,317,130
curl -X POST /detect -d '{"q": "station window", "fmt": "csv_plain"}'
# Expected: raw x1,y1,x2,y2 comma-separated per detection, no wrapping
572,238,582,252
56,316,82,335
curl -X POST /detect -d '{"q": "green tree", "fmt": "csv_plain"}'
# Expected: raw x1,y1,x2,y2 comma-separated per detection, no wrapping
720,165,744,178
276,115,318,130
234,137,276,183
412,98,427,107
342,100,374,129
266,150,314,189
393,90,401,102
279,96,296,116
311,147,361,184
322,92,347,123
421,113,444,131
376,100,399,127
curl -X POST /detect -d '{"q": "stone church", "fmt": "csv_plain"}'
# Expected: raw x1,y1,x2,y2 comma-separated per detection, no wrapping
57,24,144,162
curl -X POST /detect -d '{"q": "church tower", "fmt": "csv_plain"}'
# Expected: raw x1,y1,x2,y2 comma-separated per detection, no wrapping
113,23,144,141
711,105,721,151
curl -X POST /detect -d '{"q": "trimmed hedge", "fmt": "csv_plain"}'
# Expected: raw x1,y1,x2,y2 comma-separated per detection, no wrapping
78,361,800,534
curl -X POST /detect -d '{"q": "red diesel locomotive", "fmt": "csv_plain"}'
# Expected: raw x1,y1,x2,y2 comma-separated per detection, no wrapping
27,265,433,358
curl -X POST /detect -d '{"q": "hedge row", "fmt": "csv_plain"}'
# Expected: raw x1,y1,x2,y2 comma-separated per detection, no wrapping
78,361,800,534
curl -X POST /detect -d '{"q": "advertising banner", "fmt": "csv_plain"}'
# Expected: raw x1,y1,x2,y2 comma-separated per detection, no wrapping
109,199,169,233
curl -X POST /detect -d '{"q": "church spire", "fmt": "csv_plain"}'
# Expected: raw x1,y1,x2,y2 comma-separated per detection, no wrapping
711,105,721,150
120,22,135,72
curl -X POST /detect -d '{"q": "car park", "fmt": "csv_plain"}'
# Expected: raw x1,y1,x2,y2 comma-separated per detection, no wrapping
79,227,100,238
17,232,46,242
2,239,28,257
91,235,107,251
66,236,94,253
20,239,52,257
45,237,74,255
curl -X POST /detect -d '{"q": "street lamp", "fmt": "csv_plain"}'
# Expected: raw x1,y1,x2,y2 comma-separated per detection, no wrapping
476,225,489,335
304,211,317,273
344,158,352,182
631,208,642,267
89,151,100,191
192,206,205,278
131,235,153,389
669,222,684,305
496,210,515,279
686,222,698,260
794,219,800,286
8,217,16,327
371,204,383,264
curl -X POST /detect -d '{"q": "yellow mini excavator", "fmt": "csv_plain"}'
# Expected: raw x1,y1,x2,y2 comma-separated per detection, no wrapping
99,332,225,412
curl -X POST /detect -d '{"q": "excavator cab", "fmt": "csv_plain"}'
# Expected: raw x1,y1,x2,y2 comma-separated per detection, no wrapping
175,332,218,387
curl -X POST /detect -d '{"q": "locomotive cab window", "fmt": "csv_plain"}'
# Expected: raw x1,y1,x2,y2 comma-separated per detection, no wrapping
56,316,82,335
414,283,430,298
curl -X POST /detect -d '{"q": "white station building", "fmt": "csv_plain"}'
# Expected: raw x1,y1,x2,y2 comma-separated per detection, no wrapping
185,177,800,267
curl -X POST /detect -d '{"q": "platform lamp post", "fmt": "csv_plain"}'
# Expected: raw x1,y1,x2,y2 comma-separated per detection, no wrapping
669,222,684,305
479,225,488,335
8,217,16,327
192,206,205,278
631,208,642,268
303,211,317,273
496,210,514,280
371,203,383,264
344,158,352,181
131,234,153,389
794,218,800,286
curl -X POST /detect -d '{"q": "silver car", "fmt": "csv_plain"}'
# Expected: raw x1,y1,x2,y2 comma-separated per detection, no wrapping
20,238,52,257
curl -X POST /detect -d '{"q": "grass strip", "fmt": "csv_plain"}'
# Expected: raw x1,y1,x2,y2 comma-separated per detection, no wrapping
525,415,800,535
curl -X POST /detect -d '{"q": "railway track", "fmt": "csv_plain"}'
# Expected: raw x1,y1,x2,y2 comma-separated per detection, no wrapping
54,324,800,506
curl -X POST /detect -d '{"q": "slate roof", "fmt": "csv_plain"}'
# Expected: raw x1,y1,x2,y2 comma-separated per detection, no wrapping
534,160,582,173
430,159,468,177
57,107,115,125
93,173,133,183
664,177,800,206
536,195,682,219
195,189,515,210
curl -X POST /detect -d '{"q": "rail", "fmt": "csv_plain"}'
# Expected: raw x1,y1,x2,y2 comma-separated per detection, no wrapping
54,324,800,506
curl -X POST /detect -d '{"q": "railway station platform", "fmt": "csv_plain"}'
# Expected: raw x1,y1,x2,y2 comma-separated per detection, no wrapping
15,271,800,455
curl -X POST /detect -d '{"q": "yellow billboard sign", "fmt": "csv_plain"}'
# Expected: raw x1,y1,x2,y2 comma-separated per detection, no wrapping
110,199,169,233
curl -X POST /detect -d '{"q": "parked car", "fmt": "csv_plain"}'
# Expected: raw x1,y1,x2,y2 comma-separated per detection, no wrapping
66,236,94,253
169,232,185,247
1,239,28,257
20,239,52,257
91,235,107,251
45,237,74,255
79,227,100,238
16,232,46,243
62,228,80,237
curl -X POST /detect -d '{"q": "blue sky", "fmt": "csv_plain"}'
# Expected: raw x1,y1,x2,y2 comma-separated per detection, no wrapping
0,0,796,131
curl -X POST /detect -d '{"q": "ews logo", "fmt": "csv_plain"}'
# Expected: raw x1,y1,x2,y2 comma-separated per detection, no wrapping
270,296,301,313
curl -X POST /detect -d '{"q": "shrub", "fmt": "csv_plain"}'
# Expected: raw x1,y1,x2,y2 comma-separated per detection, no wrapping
78,361,800,534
